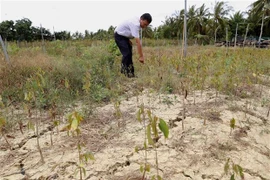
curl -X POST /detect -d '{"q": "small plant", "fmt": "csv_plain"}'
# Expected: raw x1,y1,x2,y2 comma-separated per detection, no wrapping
24,91,45,164
136,104,169,180
230,118,236,135
224,158,245,180
0,115,12,150
64,111,95,180
113,100,122,127
49,103,58,145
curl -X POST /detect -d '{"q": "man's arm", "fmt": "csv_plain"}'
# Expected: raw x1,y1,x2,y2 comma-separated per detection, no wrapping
135,37,144,63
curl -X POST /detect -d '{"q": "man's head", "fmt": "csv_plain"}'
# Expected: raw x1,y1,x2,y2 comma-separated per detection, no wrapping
140,13,152,28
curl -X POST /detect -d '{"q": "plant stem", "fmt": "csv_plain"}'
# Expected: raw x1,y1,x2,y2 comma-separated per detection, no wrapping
155,143,159,178
78,140,82,180
50,131,53,146
36,119,45,164
182,90,186,130
142,104,147,180
2,132,12,150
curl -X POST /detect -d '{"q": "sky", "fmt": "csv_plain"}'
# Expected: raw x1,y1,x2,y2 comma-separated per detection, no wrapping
0,0,255,34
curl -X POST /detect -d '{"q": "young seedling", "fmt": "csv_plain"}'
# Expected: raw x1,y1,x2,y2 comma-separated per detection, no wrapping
224,158,245,180
24,91,45,164
136,104,149,179
82,71,91,95
23,69,60,163
113,100,122,127
0,115,12,150
230,118,236,136
64,111,95,180
49,103,58,145
136,104,169,180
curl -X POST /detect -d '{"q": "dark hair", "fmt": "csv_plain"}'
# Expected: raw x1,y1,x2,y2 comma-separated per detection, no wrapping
141,13,152,24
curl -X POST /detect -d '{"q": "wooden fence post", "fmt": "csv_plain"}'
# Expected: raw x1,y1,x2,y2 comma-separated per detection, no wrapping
0,35,11,65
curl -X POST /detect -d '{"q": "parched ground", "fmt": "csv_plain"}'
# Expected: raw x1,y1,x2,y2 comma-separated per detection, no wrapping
0,83,270,180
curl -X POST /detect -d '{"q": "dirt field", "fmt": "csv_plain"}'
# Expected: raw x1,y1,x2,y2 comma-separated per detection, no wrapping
1,83,270,180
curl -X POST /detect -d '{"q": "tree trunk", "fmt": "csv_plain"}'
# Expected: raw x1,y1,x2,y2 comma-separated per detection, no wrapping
226,27,228,55
234,23,238,47
215,27,219,43
243,23,249,47
258,13,265,48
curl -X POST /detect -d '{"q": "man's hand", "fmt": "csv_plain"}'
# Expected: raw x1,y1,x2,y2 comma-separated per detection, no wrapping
129,40,133,46
139,56,144,64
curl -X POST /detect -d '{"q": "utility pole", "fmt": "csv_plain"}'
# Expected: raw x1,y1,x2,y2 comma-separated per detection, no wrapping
53,26,56,41
40,24,46,53
184,0,187,57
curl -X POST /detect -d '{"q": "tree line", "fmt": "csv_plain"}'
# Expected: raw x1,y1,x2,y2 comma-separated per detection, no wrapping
0,0,269,44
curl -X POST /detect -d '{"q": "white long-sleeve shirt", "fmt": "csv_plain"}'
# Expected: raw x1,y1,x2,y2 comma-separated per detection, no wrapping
114,16,141,39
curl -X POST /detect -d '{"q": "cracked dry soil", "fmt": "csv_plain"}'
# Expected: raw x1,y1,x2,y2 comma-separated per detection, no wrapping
0,87,270,180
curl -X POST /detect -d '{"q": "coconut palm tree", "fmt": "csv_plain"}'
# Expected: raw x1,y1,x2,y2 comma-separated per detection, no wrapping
193,4,210,44
229,11,246,42
250,0,270,44
210,1,232,42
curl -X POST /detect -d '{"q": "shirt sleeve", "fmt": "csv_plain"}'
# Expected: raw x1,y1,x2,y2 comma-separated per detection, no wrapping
129,22,140,38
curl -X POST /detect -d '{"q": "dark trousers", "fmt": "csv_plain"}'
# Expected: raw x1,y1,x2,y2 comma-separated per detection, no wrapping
114,32,135,77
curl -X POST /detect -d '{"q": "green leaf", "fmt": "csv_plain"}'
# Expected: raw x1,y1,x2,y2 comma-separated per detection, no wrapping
0,117,6,127
144,141,147,149
53,120,60,126
147,110,152,122
75,129,81,136
78,143,82,151
157,175,162,180
74,168,79,176
64,77,70,89
135,146,139,153
71,118,78,131
158,119,169,138
140,104,145,114
230,118,236,129
0,95,4,108
84,151,95,161
224,158,230,175
237,165,244,179
233,164,238,175
230,174,235,180
145,164,151,172
140,165,144,173
82,167,86,176
78,163,84,168
147,125,154,145
27,121,35,131
137,110,142,123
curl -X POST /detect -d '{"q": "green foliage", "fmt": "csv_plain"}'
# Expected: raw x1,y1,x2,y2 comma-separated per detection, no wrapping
0,20,15,41
64,111,95,179
108,39,121,57
0,96,4,109
230,118,236,129
137,105,169,179
230,118,236,135
65,111,83,136
158,119,169,138
24,68,59,109
224,158,244,180
0,116,6,131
